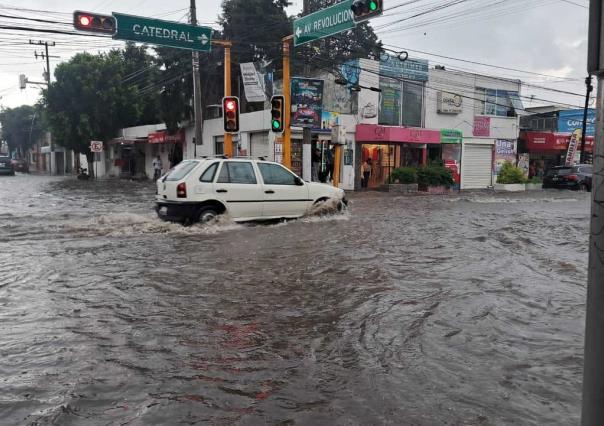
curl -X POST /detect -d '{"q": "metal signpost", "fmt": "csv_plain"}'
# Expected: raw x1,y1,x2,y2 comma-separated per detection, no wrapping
293,0,354,47
90,141,103,180
113,13,212,51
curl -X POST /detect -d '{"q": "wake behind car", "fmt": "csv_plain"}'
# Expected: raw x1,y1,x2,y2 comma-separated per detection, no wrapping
0,156,15,176
543,164,592,192
156,158,347,224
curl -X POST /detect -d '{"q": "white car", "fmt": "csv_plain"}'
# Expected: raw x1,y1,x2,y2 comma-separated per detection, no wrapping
155,158,347,224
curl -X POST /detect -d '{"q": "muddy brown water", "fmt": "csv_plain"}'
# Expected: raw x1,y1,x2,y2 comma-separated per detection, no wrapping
0,175,588,425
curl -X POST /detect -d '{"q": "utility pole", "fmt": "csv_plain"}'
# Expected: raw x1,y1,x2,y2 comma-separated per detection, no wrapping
190,0,203,157
282,36,292,169
583,1,604,424
302,0,312,179
29,40,57,83
581,75,594,164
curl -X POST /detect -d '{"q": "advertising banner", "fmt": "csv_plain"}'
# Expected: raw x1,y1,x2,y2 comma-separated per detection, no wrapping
565,128,582,166
379,78,401,125
291,78,324,127
240,63,267,103
473,116,491,137
494,139,517,176
558,109,596,136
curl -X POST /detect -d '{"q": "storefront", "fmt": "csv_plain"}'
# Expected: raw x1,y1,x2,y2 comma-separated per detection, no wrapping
519,131,594,177
440,129,463,188
355,124,441,189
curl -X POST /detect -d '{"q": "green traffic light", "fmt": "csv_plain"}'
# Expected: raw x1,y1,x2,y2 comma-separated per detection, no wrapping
369,1,378,11
272,120,280,130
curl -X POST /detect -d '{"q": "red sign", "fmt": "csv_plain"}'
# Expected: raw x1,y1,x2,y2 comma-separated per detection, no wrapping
473,117,491,137
356,124,441,144
522,131,593,152
148,130,185,144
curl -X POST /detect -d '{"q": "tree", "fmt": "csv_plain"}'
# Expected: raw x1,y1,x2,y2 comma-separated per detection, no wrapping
220,0,291,68
43,52,142,174
0,105,44,156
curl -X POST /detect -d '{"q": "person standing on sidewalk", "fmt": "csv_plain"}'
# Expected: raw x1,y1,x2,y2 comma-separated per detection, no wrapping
361,158,372,188
153,155,163,181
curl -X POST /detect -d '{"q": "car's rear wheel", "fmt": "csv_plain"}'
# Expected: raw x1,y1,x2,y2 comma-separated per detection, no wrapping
197,206,219,224
579,183,589,192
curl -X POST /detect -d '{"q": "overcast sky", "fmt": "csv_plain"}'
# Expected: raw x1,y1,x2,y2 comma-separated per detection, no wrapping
0,0,593,110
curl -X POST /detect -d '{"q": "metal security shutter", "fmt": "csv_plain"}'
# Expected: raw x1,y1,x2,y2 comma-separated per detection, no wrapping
462,144,493,189
250,132,270,159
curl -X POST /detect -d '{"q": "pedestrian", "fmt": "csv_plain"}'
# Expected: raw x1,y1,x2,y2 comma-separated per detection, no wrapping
312,147,321,182
361,158,372,188
153,155,163,181
326,147,334,182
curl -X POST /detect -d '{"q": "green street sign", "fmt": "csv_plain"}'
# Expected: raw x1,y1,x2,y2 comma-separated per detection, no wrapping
113,13,212,52
294,0,355,47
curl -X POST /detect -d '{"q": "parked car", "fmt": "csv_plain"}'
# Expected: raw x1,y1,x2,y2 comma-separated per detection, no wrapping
543,164,592,192
155,158,347,224
11,158,29,173
0,156,15,176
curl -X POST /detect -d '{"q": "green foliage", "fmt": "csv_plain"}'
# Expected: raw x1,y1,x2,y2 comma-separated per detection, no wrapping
417,165,454,188
0,105,44,154
389,167,417,184
43,52,142,158
497,161,527,184
529,176,543,184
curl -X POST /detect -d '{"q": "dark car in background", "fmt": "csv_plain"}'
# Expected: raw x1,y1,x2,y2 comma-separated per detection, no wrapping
11,158,29,173
543,165,592,192
0,156,15,176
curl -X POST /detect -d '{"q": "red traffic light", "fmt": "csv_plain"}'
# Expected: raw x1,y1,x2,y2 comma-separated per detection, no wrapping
222,97,240,133
73,11,116,34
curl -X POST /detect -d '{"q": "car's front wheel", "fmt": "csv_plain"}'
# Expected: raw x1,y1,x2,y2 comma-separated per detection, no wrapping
197,206,220,224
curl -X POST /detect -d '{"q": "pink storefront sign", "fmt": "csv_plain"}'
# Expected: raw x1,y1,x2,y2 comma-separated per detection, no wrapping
355,124,441,144
473,117,491,137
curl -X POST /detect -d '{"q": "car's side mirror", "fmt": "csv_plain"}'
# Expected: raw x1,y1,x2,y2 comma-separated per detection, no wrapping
295,177,304,186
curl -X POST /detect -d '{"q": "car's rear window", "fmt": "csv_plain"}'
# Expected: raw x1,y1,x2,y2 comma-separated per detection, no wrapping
579,166,592,174
547,167,573,176
0,157,10,162
164,161,199,181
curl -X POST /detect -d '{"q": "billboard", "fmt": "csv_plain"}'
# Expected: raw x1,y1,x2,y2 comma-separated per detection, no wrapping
291,78,324,127
558,109,596,136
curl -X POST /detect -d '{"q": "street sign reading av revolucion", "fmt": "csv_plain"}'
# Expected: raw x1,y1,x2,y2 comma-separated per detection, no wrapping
294,0,355,47
113,13,212,52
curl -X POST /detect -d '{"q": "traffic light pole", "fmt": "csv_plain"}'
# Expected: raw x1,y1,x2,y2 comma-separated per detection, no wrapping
282,36,293,169
190,0,203,156
212,40,234,158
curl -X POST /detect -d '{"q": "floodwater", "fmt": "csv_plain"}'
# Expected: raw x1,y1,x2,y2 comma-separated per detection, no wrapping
0,174,589,425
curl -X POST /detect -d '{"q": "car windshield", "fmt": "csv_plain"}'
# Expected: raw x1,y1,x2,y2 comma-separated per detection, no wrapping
164,161,199,181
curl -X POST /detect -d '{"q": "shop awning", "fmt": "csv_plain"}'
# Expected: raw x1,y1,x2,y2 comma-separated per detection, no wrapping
148,130,185,144
356,124,441,145
521,131,593,152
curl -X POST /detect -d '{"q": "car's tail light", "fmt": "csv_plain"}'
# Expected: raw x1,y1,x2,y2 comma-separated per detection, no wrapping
177,182,187,198
567,174,578,181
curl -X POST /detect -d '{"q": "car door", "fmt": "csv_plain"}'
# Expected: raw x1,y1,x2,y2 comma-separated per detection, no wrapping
213,161,264,220
257,162,311,217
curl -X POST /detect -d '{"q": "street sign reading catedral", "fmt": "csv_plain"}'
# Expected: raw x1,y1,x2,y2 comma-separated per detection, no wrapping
294,0,355,47
113,13,212,52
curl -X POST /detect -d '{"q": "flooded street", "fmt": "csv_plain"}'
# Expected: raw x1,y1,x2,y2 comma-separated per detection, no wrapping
0,174,588,425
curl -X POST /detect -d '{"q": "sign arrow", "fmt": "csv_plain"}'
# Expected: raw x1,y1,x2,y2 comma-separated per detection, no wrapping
295,26,302,39
200,34,209,45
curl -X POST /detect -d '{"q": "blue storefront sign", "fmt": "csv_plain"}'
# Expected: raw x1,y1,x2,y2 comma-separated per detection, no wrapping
379,54,429,82
558,109,596,136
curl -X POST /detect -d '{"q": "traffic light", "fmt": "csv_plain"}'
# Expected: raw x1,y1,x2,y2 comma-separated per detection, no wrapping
73,11,116,34
270,95,285,133
223,96,240,133
351,0,383,22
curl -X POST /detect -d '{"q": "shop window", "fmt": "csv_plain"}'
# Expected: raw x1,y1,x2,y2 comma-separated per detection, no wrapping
476,88,522,117
379,78,424,127
215,136,224,155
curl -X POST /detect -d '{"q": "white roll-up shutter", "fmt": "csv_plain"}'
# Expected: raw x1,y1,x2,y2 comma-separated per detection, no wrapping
462,144,493,189
250,132,270,159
